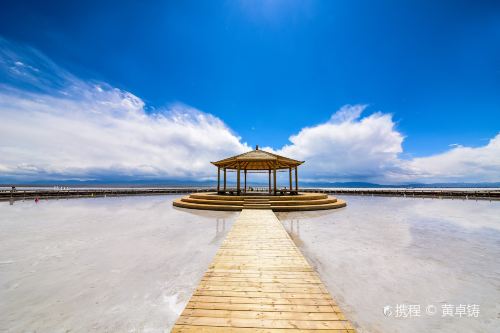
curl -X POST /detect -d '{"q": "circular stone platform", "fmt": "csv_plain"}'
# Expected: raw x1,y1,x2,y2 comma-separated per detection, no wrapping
173,192,346,211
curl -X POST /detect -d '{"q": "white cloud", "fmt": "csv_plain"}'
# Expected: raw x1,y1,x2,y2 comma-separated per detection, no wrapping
274,104,500,183
271,105,406,182
268,104,500,183
401,135,500,183
0,39,249,181
0,88,249,180
1,38,499,183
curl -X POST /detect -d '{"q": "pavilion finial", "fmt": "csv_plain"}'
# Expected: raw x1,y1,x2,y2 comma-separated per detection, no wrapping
255,145,259,150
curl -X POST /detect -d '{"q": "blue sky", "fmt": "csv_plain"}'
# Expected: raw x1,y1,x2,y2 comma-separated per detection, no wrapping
0,0,499,183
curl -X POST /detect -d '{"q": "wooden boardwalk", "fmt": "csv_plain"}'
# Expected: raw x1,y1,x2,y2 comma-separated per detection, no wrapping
172,209,355,332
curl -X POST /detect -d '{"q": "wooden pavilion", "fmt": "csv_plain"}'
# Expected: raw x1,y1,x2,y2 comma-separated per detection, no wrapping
211,146,304,195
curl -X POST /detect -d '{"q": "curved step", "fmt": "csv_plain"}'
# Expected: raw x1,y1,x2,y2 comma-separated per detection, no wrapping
173,198,242,211
173,194,346,212
268,198,337,206
272,199,347,211
189,192,329,201
182,196,338,206
182,197,244,206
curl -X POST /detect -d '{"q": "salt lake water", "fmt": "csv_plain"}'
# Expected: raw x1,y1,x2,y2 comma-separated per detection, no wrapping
0,195,237,332
1,194,499,332
278,196,500,333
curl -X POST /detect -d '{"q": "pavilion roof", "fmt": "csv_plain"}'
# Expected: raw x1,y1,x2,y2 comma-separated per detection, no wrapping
211,147,304,170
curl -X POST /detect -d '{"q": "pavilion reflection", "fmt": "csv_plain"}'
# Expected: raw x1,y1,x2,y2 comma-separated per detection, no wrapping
210,217,228,244
283,218,303,246
172,206,234,244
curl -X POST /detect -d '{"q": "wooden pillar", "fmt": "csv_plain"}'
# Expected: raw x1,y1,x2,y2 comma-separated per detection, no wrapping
237,164,241,194
223,168,227,191
295,167,298,192
217,167,220,192
273,164,277,195
268,169,271,194
289,167,292,192
244,169,247,193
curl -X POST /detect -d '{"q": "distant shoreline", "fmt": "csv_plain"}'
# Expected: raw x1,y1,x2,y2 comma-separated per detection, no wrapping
1,187,499,202
2,181,500,189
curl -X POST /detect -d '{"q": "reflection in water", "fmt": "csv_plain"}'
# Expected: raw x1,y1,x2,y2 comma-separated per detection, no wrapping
172,207,230,244
283,219,303,246
211,218,227,244
277,196,500,333
0,195,238,333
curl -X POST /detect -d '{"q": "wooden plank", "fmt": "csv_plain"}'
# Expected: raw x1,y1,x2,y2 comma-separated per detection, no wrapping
189,295,336,306
193,290,334,299
203,272,322,280
172,209,356,332
176,316,350,329
181,309,343,321
196,284,327,294
173,325,353,333
184,302,342,314
200,278,323,285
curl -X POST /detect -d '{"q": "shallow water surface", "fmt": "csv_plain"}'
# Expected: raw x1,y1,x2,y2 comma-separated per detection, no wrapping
278,196,500,333
0,195,237,332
